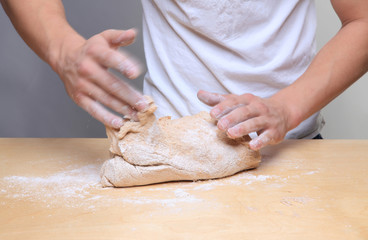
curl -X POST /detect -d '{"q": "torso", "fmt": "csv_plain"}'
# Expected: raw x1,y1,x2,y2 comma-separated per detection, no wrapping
141,0,324,139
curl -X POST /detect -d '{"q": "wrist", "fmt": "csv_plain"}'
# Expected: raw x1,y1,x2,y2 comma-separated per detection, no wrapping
270,89,304,132
46,27,85,75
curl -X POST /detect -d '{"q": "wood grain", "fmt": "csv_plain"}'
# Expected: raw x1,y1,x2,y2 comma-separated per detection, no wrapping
0,138,367,239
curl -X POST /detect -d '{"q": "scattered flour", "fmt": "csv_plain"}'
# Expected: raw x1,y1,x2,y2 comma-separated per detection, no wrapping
121,194,201,208
0,165,202,209
280,196,313,206
225,173,278,185
193,181,223,191
174,189,190,198
0,164,101,208
0,163,316,210
191,173,279,189
116,188,202,208
303,170,320,175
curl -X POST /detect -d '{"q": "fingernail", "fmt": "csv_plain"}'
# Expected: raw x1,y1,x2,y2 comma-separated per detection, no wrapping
227,126,239,138
218,119,229,130
250,135,270,150
117,61,125,73
211,109,221,119
117,61,134,75
125,64,134,75
125,64,138,78
111,118,123,128
198,91,210,104
112,32,126,44
249,140,260,150
135,99,149,112
125,112,138,122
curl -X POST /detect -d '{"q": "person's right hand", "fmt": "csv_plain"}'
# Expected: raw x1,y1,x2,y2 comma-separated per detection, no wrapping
53,29,148,129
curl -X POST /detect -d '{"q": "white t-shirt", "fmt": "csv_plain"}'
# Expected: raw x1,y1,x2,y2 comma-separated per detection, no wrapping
141,0,324,139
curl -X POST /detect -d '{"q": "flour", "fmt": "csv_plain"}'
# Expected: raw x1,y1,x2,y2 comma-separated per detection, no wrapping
193,181,223,191
1,157,315,210
280,196,313,206
224,172,277,185
116,188,201,207
0,164,101,208
1,167,273,210
0,164,202,209
120,192,202,208
303,170,320,175
174,189,190,198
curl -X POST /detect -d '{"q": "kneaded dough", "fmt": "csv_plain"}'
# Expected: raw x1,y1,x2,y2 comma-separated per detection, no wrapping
100,97,261,187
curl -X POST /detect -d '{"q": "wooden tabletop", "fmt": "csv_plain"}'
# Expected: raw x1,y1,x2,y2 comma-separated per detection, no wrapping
0,138,367,239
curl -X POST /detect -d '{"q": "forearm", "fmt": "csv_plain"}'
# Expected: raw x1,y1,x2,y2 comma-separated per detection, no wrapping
272,16,368,130
0,0,85,71
1,0,149,128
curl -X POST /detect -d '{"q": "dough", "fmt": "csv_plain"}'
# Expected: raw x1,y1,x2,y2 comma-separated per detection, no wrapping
100,97,261,187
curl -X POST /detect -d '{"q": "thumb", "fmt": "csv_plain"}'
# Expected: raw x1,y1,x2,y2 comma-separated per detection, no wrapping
197,90,226,106
100,29,137,47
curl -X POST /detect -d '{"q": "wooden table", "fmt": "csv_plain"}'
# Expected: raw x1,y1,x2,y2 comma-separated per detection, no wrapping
0,138,367,239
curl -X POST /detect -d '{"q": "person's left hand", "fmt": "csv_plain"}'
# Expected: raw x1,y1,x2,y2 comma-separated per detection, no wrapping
197,90,295,151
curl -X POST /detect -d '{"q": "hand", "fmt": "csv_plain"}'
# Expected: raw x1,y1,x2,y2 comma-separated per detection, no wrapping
197,90,295,150
53,29,148,128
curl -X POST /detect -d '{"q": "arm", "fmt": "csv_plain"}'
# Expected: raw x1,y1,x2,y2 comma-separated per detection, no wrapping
272,0,368,132
1,0,148,128
198,0,368,150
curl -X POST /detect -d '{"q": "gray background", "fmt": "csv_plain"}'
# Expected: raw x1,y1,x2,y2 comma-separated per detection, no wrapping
0,1,367,138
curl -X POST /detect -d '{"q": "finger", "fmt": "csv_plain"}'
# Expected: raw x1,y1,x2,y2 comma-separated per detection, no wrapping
249,132,273,151
79,80,138,120
227,117,266,139
217,105,260,131
211,93,255,119
78,60,148,112
76,94,125,129
197,90,226,106
100,29,137,48
89,45,142,79
210,99,244,120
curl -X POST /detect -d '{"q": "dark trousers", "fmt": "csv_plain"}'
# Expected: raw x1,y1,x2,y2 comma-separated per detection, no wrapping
313,134,323,139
